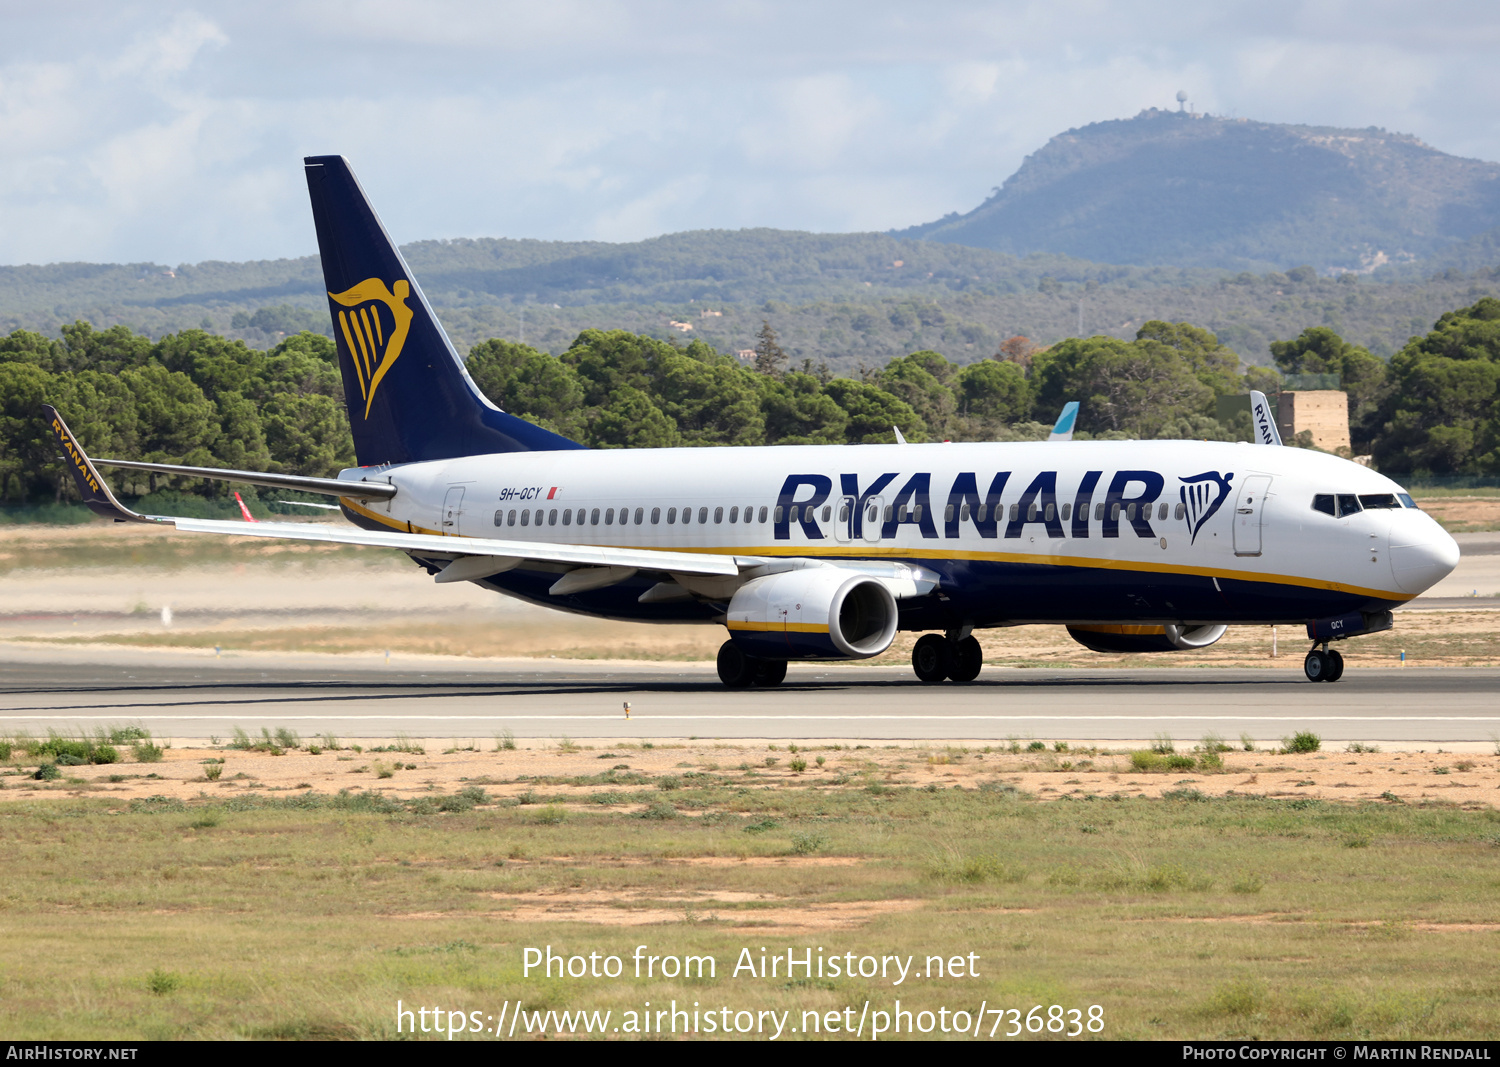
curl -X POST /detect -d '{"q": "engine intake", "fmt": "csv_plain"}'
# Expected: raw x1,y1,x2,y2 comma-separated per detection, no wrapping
1066,623,1228,654
726,569,898,660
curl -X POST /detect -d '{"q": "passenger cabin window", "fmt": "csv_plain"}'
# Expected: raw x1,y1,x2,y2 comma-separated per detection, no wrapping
548,509,558,526
1174,503,1185,519
729,506,739,522
1358,494,1400,510
561,509,571,526
822,505,832,522
651,507,661,524
714,507,724,524
508,509,517,526
775,506,784,523
698,507,708,524
591,508,601,525
758,506,768,523
1061,503,1071,521
667,507,677,524
1336,494,1362,518
494,510,503,527
1095,503,1105,520
520,510,530,526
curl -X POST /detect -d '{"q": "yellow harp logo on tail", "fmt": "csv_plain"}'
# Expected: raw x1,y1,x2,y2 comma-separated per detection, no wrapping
329,278,415,419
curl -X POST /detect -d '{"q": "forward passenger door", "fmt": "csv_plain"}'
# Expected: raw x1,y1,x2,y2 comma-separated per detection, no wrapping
1233,475,1271,557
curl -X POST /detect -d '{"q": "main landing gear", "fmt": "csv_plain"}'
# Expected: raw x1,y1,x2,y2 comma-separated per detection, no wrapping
912,632,983,684
716,641,788,688
1303,645,1345,683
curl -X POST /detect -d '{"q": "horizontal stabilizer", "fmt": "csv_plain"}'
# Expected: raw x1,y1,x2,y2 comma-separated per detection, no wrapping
94,458,396,500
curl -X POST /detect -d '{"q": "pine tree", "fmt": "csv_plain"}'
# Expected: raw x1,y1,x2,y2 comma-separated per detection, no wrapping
753,320,787,377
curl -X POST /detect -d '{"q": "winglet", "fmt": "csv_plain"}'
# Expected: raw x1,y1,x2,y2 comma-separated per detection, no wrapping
892,425,908,445
42,406,163,524
1249,390,1282,445
1048,401,1079,442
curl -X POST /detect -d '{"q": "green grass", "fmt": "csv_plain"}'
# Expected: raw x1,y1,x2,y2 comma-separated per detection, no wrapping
0,786,1496,1040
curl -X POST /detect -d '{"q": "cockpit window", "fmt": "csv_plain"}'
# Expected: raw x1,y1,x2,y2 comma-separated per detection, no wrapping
1312,494,1335,516
1397,493,1418,509
1358,494,1400,510
1336,494,1362,517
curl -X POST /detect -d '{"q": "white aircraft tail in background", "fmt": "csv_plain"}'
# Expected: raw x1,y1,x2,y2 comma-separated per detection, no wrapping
1250,390,1282,446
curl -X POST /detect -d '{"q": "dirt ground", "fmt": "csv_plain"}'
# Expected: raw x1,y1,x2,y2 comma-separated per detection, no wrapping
6,741,1496,809
1416,494,1500,533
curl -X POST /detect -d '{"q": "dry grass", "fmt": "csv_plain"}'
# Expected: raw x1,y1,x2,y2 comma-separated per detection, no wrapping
1,739,1499,1040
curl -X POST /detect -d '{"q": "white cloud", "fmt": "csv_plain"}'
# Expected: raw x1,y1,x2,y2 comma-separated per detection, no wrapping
3,1,1500,263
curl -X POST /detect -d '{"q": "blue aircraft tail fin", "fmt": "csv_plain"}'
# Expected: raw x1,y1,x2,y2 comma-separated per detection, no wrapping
303,156,583,466
1048,401,1079,442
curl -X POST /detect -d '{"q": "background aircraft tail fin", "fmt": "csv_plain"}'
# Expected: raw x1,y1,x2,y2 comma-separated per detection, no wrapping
303,155,584,467
1048,401,1079,442
1249,390,1282,445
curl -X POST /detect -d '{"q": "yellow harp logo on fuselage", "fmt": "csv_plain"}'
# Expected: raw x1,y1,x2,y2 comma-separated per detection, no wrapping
329,278,415,419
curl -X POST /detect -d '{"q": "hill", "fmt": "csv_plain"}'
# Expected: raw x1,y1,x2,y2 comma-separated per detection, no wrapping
899,110,1500,273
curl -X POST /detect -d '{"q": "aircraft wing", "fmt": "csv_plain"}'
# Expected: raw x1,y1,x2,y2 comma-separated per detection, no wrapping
166,515,744,577
44,405,742,580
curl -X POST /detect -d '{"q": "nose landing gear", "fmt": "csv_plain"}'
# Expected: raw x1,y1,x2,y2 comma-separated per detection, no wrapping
1303,644,1345,682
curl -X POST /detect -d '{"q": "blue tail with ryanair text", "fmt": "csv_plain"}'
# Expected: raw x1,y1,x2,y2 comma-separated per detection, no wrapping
303,155,584,467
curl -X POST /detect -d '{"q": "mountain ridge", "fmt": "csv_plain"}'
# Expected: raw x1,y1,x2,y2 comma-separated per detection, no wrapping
899,110,1500,273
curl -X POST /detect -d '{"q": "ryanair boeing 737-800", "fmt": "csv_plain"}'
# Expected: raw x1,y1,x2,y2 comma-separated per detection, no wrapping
44,156,1460,688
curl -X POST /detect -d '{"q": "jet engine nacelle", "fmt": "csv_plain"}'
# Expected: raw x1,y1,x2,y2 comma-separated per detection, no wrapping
726,568,898,660
1066,623,1228,654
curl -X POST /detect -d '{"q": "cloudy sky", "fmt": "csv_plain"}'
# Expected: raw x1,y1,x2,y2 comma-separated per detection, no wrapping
3,0,1500,265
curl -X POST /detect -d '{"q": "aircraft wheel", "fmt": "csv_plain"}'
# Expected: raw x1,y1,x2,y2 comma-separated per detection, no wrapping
753,659,788,687
912,634,949,683
1325,648,1345,682
948,635,983,683
716,641,756,688
1303,649,1330,682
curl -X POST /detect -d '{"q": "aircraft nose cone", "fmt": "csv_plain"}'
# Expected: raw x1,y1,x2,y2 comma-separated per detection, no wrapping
1389,530,1461,595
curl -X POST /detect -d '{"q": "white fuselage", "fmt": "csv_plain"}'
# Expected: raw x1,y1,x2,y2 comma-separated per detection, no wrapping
337,439,1458,628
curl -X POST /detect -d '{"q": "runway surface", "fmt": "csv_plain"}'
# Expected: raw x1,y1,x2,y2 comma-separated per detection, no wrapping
1,646,1496,747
